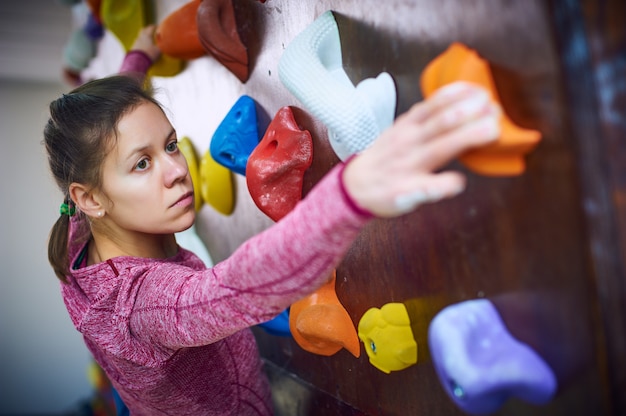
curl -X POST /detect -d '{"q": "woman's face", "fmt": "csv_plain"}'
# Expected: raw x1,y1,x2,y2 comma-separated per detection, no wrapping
98,101,195,236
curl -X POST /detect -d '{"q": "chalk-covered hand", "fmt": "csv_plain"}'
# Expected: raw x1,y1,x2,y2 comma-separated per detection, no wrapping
343,81,501,218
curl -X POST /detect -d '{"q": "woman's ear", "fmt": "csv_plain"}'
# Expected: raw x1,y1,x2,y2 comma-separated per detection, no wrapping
69,183,104,218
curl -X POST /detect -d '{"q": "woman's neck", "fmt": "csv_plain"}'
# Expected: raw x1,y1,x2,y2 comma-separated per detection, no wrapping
88,229,178,265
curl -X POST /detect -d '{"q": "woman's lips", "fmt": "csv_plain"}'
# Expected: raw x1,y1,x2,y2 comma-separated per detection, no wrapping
171,191,194,208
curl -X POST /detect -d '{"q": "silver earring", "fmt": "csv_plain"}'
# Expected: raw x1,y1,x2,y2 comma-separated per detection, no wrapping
98,212,103,218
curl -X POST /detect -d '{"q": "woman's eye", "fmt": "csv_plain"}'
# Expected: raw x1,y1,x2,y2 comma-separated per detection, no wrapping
166,141,178,153
135,158,150,171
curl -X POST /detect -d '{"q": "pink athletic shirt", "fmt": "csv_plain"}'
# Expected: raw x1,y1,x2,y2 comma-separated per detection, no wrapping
118,50,154,77
61,163,372,415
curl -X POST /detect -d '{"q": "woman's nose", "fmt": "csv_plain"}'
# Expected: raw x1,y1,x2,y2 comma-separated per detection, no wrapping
164,153,189,186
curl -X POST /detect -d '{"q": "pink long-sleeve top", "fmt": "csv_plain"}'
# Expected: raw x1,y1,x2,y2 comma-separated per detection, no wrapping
118,50,154,77
61,163,372,415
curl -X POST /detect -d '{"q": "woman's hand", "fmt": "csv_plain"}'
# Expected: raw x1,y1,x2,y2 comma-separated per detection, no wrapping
131,25,161,63
343,81,501,217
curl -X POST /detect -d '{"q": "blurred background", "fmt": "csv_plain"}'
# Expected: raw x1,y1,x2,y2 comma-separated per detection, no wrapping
0,1,95,414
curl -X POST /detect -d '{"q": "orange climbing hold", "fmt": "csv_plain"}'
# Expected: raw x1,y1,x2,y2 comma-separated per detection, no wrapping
420,42,541,176
155,0,205,60
289,270,361,357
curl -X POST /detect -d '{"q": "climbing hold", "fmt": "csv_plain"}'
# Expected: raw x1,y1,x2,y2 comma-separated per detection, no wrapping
100,0,185,77
177,136,203,212
420,42,541,176
258,309,291,337
63,28,98,72
199,149,234,215
358,302,417,373
428,298,557,414
290,270,360,357
246,106,313,222
155,0,205,60
210,95,259,176
278,10,396,161
197,0,250,82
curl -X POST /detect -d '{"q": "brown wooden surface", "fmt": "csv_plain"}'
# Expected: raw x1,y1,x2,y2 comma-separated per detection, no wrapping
84,0,623,414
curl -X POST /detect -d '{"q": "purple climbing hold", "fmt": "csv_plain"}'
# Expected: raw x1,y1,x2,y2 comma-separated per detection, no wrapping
428,298,557,414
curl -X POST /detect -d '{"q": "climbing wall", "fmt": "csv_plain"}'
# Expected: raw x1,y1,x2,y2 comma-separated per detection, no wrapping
83,0,625,414
243,1,625,415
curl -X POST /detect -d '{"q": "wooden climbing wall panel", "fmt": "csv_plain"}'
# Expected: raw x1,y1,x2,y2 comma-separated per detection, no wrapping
88,0,624,414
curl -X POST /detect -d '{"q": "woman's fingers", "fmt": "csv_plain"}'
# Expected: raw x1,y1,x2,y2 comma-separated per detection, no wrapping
402,81,485,126
414,107,500,172
402,82,470,123
380,98,500,174
418,90,493,141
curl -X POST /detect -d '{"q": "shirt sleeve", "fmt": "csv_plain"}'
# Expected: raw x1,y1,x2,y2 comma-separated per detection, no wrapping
128,161,373,350
118,50,153,76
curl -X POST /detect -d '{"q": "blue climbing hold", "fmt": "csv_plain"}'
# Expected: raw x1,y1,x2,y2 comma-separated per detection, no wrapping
258,309,291,337
210,95,259,176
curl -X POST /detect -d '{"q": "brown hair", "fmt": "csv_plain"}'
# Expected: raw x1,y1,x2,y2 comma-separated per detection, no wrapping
44,75,161,282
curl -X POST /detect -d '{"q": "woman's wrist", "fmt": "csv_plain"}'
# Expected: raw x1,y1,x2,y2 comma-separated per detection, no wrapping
119,50,154,75
127,49,154,64
338,155,375,219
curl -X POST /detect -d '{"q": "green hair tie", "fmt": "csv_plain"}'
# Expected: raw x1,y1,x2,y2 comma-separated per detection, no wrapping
60,202,76,216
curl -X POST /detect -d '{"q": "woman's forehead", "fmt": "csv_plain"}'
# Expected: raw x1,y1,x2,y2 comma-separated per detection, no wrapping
108,102,173,160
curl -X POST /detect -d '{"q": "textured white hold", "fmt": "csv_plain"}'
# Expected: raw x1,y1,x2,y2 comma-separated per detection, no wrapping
279,11,396,161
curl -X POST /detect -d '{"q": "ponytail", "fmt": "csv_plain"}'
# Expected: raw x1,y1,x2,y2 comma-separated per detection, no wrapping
48,211,71,283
